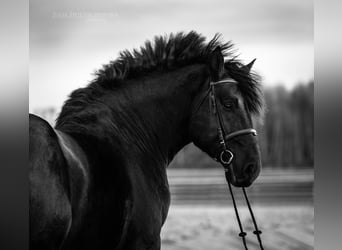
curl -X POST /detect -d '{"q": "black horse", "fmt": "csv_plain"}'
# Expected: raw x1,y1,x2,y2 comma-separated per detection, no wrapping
29,31,264,250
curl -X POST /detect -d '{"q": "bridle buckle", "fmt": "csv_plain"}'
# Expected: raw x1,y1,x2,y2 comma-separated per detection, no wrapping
220,149,234,165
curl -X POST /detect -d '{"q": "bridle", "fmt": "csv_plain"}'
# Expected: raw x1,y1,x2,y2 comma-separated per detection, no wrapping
194,78,264,250
209,79,258,166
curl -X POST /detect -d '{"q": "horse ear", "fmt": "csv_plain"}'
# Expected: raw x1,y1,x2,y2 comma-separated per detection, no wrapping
208,46,224,81
242,59,256,73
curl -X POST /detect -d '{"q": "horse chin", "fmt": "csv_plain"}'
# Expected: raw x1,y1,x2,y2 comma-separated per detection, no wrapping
232,178,253,188
211,149,256,188
223,163,254,188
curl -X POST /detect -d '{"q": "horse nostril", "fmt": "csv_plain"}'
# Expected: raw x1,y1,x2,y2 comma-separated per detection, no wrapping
244,163,256,177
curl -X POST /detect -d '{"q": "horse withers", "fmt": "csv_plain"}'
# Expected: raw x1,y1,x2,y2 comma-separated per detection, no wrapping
29,31,264,250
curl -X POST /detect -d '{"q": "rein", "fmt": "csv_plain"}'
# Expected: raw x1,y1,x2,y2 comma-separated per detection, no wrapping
198,78,265,249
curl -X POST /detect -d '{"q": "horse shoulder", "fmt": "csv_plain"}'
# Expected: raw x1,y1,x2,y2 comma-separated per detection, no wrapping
119,164,169,249
29,114,72,249
54,130,90,228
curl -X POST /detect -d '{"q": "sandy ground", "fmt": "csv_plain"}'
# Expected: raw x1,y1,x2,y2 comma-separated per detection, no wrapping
161,205,314,250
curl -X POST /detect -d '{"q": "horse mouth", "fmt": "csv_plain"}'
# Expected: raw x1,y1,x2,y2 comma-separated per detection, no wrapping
223,163,256,188
228,174,253,187
233,178,253,187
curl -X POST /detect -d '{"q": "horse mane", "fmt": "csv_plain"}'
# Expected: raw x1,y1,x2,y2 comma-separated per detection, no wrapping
56,31,263,128
94,31,263,115
224,61,264,117
94,31,233,82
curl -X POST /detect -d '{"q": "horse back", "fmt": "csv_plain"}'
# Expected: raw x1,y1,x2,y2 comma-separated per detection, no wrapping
29,114,72,249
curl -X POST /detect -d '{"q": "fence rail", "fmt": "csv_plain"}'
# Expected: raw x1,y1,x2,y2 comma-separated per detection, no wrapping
167,168,314,205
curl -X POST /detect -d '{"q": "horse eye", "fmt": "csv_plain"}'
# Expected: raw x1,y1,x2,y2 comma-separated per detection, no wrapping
223,102,234,110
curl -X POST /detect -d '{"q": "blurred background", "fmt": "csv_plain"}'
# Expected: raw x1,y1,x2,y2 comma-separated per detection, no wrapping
30,0,313,249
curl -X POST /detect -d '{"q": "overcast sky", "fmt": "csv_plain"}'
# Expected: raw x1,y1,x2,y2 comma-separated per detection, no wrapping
30,0,313,111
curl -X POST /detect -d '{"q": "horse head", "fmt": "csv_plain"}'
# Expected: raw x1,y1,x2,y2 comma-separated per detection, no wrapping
189,47,263,187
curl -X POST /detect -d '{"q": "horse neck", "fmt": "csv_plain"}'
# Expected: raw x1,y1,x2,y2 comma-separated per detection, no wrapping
111,65,208,167
56,64,209,178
